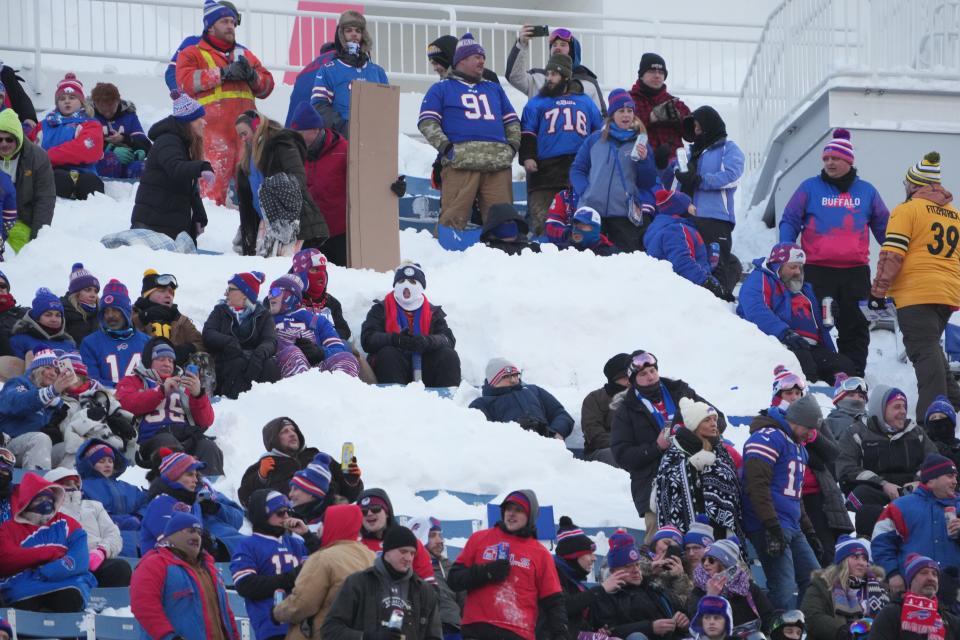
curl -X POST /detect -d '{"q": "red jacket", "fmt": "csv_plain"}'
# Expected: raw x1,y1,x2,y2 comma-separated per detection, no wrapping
456,526,562,640
0,474,74,576
38,118,104,168
304,129,348,238
115,373,215,430
629,81,691,158
361,535,436,584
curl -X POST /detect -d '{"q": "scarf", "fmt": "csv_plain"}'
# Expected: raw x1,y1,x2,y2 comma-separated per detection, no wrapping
636,383,677,430
383,294,432,336
606,123,636,143
203,33,235,54
900,593,945,639
0,293,15,314
604,381,627,396
821,167,858,193
833,575,889,619
693,564,756,602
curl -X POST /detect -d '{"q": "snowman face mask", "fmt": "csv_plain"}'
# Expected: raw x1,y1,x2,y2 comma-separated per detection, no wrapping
393,279,425,311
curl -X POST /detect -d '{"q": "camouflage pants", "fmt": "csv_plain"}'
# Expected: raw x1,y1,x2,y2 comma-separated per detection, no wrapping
439,167,512,230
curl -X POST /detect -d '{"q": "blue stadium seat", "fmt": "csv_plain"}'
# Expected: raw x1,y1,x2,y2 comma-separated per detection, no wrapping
578,526,646,540
447,545,462,563
415,489,498,505
88,587,131,612
486,503,556,542
227,589,248,617
437,224,482,251
218,562,234,587
95,614,142,640
0,608,87,637
436,519,479,539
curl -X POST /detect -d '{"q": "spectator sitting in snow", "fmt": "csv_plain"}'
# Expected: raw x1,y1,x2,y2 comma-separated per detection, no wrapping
737,242,855,383
272,503,374,640
611,350,727,533
836,385,938,538
80,279,151,388
290,248,351,340
0,472,96,612
129,90,211,244
567,207,619,256
643,526,695,607
35,72,104,200
469,357,574,440
10,287,77,363
645,189,732,300
0,108,55,254
569,88,660,254
140,450,244,559
0,270,28,359
288,102,349,266
408,516,465,637
229,489,309,640
480,203,540,256
90,81,151,180
202,271,280,399
360,262,461,387
61,263,100,347
925,395,960,471
76,439,146,542
0,447,14,525
581,352,631,465
131,512,240,640
45,467,131,587
267,273,359,380
824,374,868,441
0,348,76,470
237,415,362,510
116,337,223,474
358,488,436,583
132,269,205,366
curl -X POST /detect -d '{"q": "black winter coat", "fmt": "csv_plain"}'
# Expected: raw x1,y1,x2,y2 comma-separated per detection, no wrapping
10,139,56,239
130,116,210,241
236,128,329,248
1,65,37,124
594,581,684,640
469,383,573,438
321,559,443,640
360,299,456,356
610,378,726,516
0,307,26,357
201,303,278,399
540,557,605,640
61,295,98,346
805,425,854,533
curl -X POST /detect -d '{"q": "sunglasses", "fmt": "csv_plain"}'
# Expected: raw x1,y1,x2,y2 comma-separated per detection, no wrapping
272,508,290,518
0,136,16,144
361,506,384,515
155,274,178,288
838,376,868,393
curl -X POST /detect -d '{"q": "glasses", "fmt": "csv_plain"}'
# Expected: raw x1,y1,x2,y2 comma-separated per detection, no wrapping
155,274,178,288
361,506,384,515
226,286,240,293
0,136,15,144
838,376,868,393
272,509,290,518
703,556,718,564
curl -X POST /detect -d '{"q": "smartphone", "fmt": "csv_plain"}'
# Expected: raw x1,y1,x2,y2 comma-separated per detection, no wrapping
58,357,75,376
341,442,355,471
185,364,199,377
722,564,739,580
530,25,550,37
665,544,683,561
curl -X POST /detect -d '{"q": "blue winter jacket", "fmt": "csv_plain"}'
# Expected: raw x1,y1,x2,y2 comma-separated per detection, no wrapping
310,58,389,122
666,138,744,224
285,50,336,126
77,439,147,526
569,128,658,218
872,485,960,580
644,213,713,285
0,374,63,439
140,487,245,556
469,383,574,438
736,257,836,349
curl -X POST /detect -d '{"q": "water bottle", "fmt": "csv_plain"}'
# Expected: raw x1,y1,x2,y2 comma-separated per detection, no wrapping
387,608,405,631
947,506,958,539
273,589,285,607
630,133,648,161
497,542,510,560
822,296,835,329
709,242,720,270
346,42,360,56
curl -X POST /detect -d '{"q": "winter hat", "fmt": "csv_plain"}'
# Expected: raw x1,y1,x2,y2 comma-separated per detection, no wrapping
679,397,717,432
652,526,684,548
884,387,908,411
203,0,238,30
784,394,823,430
263,490,291,516
485,357,521,386
501,491,531,516
607,88,634,114
338,10,366,33
55,72,84,100
83,442,115,465
150,341,177,362
822,128,855,164
270,273,304,301
290,452,333,499
100,279,133,326
638,52,668,79
170,89,205,122
603,353,631,384
907,151,942,186
920,452,958,483
229,271,265,303
28,348,59,372
393,261,426,289
684,517,715,548
68,263,100,295
655,189,693,217
292,247,327,272
772,364,806,399
690,595,733,637
545,54,573,80
159,451,205,487
289,101,325,131
427,35,458,69
556,516,596,560
766,242,806,268
488,220,520,240
572,206,602,229
904,552,940,585
382,525,419,553
834,535,871,564
704,538,741,569
606,530,641,570
832,373,868,405
453,32,485,67
30,287,63,321
925,395,957,427
626,350,658,377
358,492,391,513
141,269,178,298
162,512,203,539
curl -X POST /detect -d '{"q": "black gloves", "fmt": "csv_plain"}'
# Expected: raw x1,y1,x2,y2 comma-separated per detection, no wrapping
107,414,138,441
702,277,732,301
398,331,428,354
482,559,511,583
221,55,256,83
199,496,221,516
805,531,824,559
763,523,786,557
295,338,325,366
654,143,672,170
86,404,108,423
674,170,702,193
867,295,887,311
390,176,407,197
781,330,811,351
48,403,70,429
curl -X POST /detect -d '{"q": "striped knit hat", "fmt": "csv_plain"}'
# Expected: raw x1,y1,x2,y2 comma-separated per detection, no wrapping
68,262,100,295
203,0,237,30
83,442,115,465
452,32,485,67
834,535,870,564
822,128,855,164
56,73,84,100
170,90,205,122
920,452,958,483
290,452,333,498
683,517,715,548
556,516,596,559
772,364,806,403
906,151,941,186
159,451,205,487
904,552,939,585
652,525,684,548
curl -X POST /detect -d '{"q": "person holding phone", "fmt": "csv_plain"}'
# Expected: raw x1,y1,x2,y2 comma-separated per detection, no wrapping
687,539,775,636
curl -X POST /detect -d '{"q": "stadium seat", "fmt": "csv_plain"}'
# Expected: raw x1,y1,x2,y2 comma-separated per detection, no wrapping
486,503,556,542
94,614,142,640
88,587,131,612
227,589,248,617
415,489,498,505
446,545,463,563
0,607,88,638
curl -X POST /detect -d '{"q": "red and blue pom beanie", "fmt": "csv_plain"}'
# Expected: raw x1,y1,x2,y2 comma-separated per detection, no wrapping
30,287,63,321
655,189,693,217
229,271,265,303
607,530,641,570
502,491,531,516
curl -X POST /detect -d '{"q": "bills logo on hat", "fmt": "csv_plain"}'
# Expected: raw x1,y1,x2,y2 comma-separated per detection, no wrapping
103,295,114,304
360,497,371,506
629,549,639,561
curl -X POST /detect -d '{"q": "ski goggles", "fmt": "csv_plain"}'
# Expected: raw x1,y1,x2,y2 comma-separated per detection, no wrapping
838,376,868,394
776,372,807,392
628,352,658,373
550,28,573,42
849,618,872,635
268,287,293,298
154,274,179,289
0,447,14,471
779,610,806,627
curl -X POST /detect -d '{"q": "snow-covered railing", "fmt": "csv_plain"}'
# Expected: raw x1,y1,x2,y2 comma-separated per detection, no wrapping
740,0,960,173
0,0,761,97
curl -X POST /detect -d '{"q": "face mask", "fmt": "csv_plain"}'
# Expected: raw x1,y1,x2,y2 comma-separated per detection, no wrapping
393,281,425,312
837,396,866,413
29,496,56,516
928,417,956,440
574,226,600,247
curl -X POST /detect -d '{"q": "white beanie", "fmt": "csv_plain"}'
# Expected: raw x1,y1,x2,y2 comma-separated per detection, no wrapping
680,397,718,431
